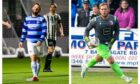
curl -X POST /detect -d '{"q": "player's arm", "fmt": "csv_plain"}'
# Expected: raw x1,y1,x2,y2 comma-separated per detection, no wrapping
84,18,96,42
37,18,47,46
19,18,28,48
109,17,119,49
58,15,64,37
112,16,119,44
58,23,64,37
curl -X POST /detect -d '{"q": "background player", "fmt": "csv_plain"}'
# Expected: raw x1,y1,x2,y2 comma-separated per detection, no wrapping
43,3,64,72
81,3,132,83
19,3,47,81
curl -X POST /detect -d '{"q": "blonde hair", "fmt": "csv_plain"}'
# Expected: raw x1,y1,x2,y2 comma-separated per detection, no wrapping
99,3,110,9
50,3,58,8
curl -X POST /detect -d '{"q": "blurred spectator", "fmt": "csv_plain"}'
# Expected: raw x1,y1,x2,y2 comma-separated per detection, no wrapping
107,0,119,14
90,4,99,19
77,0,107,9
129,0,138,28
72,0,78,5
71,1,77,27
77,0,83,8
114,0,135,29
89,0,98,8
77,0,91,27
97,0,107,5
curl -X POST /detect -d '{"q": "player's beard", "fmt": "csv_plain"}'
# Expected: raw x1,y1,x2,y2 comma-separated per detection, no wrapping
32,9,40,16
51,9,56,14
34,12,39,16
101,13,109,19
32,11,39,16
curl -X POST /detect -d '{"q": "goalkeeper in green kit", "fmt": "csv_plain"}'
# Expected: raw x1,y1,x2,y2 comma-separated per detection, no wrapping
81,3,132,83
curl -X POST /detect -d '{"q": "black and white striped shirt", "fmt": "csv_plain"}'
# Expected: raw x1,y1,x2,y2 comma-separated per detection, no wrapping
44,13,61,40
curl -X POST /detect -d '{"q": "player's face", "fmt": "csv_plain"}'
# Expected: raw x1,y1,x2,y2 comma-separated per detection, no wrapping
93,7,99,14
50,5,56,12
32,4,40,14
121,1,129,9
100,5,109,17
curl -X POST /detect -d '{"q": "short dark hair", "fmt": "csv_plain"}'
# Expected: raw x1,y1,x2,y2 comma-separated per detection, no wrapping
50,3,57,8
92,4,99,9
32,3,41,12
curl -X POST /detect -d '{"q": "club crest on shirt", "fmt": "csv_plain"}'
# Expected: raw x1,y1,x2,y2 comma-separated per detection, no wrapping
109,20,113,25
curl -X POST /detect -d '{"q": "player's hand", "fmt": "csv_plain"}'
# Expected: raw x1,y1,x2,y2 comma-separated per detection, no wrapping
108,43,113,50
84,36,89,43
18,42,23,48
36,41,42,46
87,45,97,49
60,33,64,39
108,38,114,50
3,21,12,29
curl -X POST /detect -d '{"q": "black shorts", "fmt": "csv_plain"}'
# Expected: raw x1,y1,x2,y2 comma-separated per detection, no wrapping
47,39,56,47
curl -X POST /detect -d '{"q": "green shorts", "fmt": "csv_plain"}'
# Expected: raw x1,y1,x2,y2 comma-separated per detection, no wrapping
96,44,111,59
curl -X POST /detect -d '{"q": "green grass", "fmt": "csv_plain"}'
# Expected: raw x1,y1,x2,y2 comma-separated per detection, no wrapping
72,70,138,84
3,57,69,84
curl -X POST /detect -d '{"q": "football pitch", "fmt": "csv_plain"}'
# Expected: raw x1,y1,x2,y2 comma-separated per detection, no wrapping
72,67,138,84
3,57,69,84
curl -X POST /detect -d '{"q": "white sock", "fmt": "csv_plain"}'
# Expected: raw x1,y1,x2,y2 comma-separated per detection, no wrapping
31,61,37,77
36,61,40,75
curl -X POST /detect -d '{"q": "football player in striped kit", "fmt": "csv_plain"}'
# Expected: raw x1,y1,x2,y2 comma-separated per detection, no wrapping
19,3,47,81
43,3,64,72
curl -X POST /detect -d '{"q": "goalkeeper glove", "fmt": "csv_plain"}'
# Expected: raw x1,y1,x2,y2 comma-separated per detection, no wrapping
108,38,114,50
84,36,89,43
